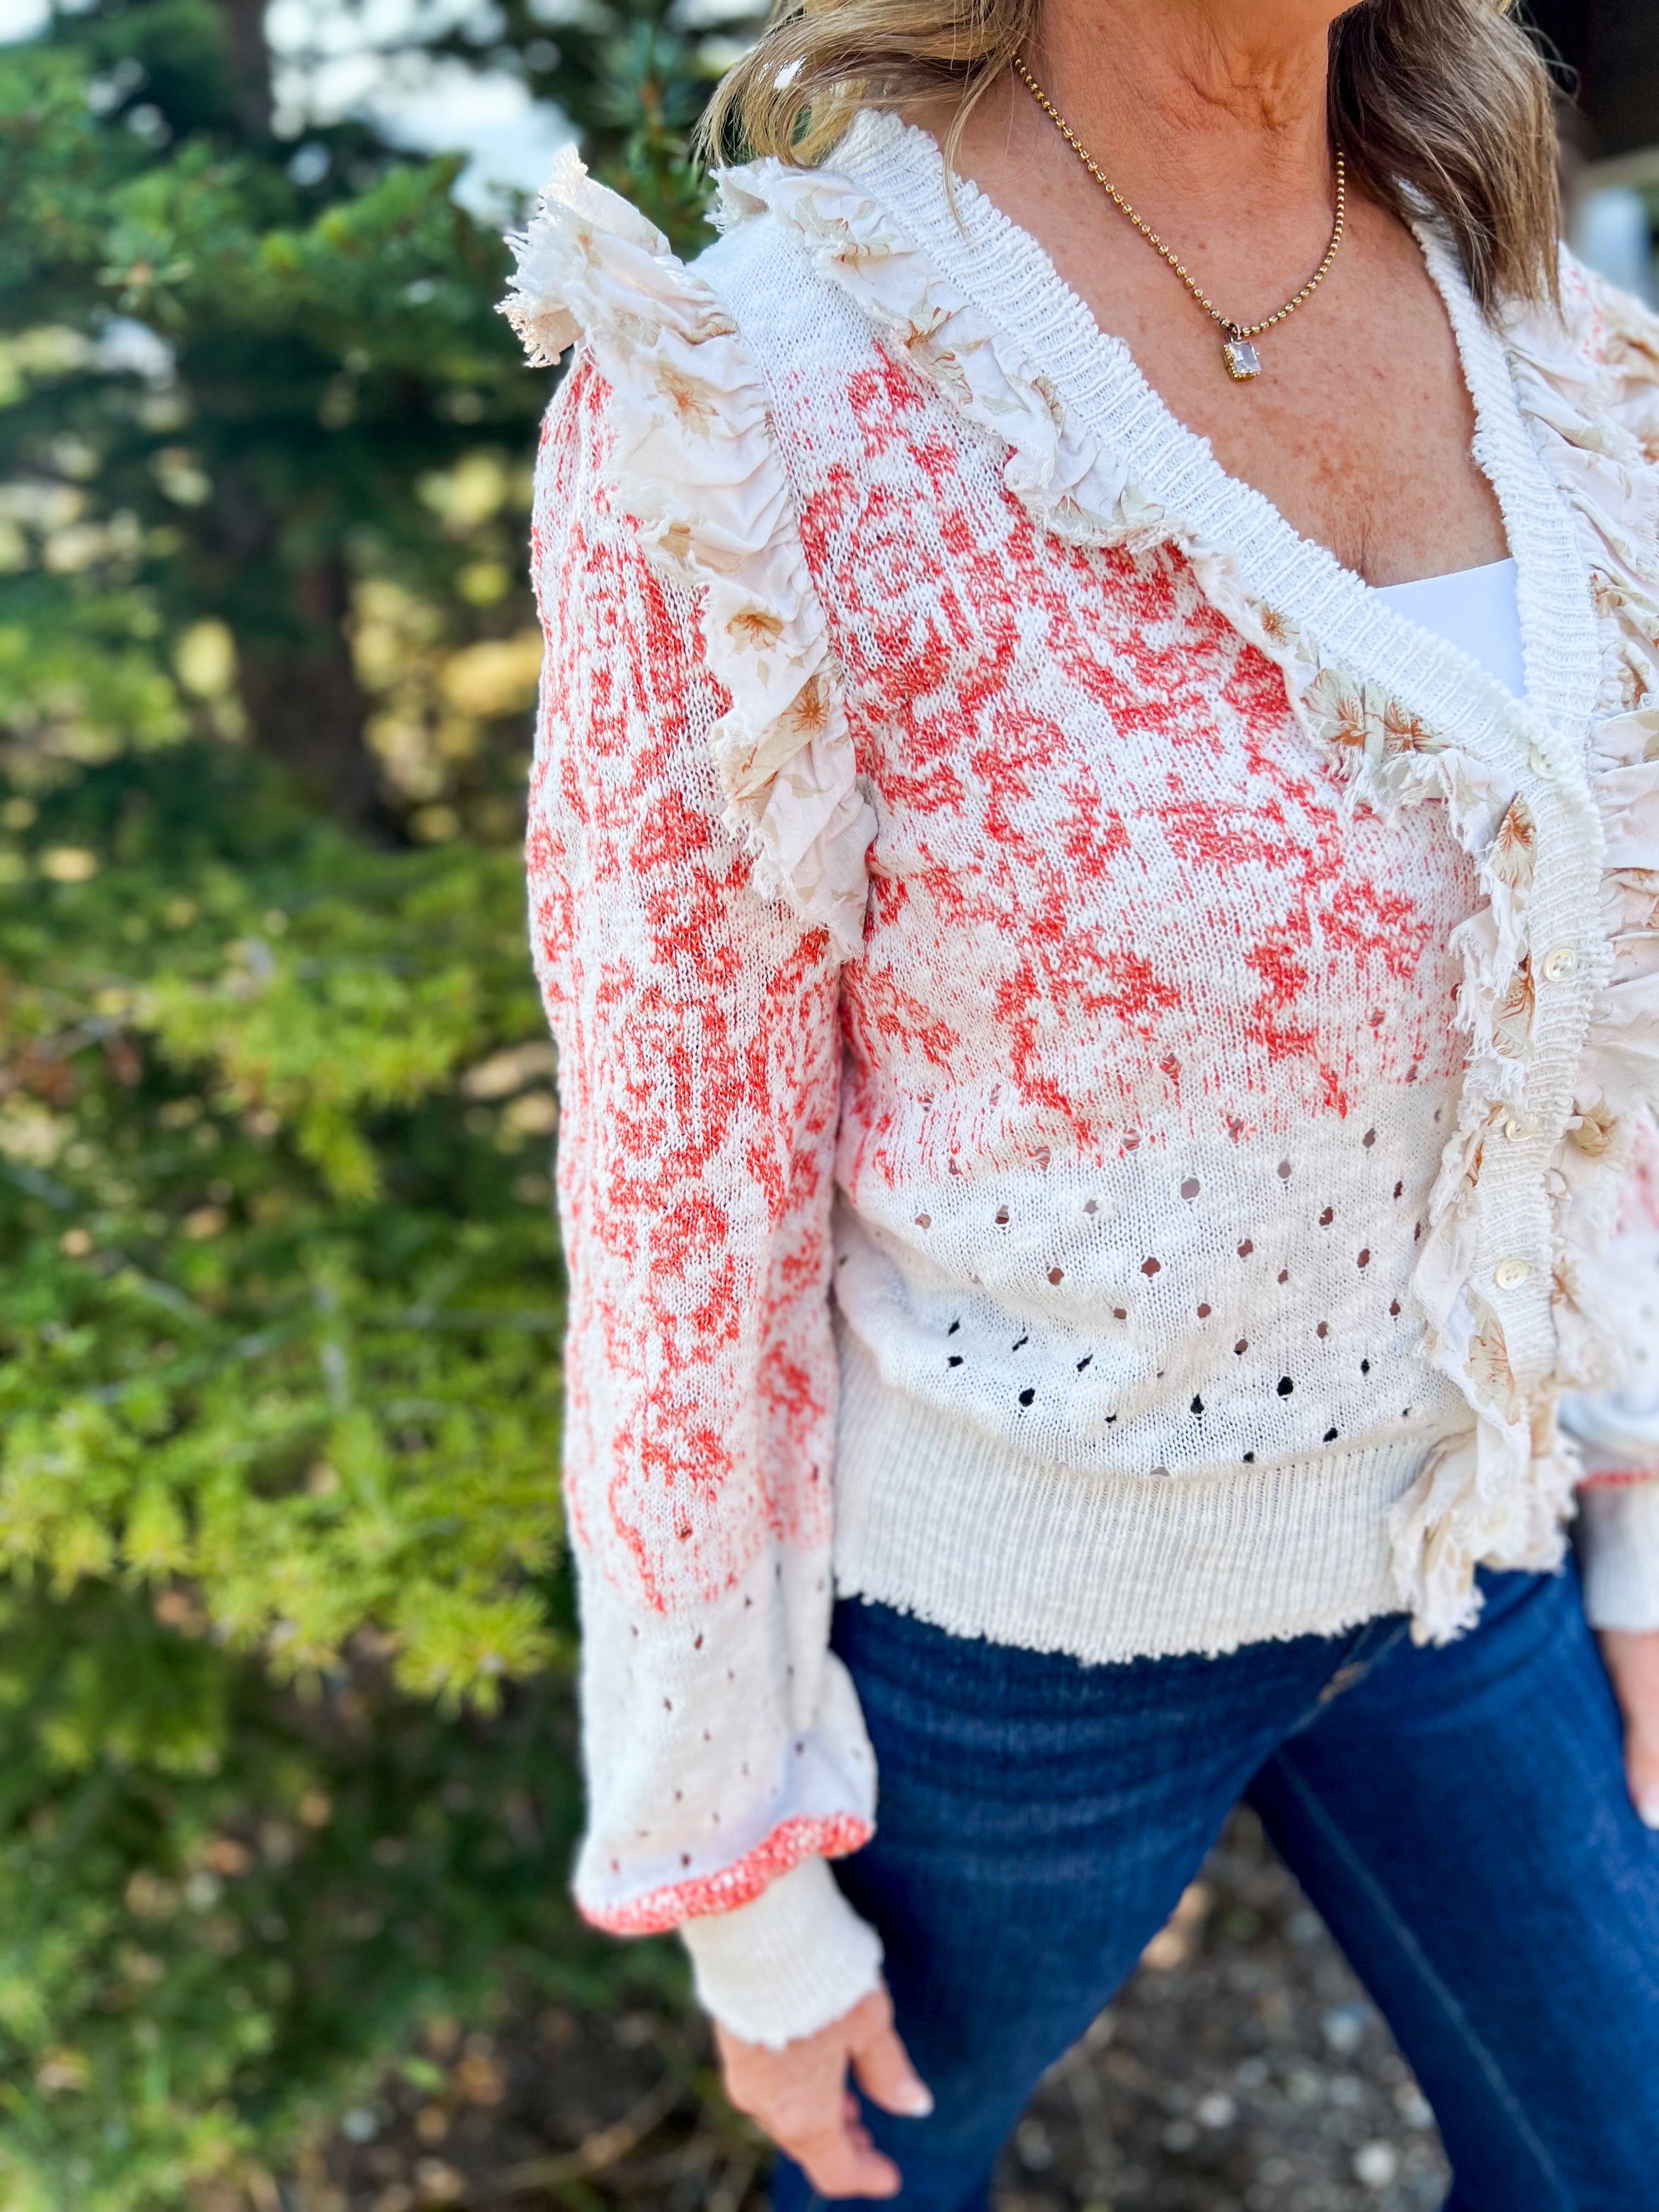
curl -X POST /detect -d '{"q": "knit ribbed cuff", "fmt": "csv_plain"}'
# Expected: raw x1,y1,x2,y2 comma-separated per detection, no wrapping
678,1855,884,2048
1577,1479,1659,1633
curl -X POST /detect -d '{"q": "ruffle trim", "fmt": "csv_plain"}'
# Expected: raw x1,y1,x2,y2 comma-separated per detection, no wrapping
1509,256,1659,1124
578,1812,872,1935
503,147,874,956
1505,257,1659,1491
719,147,1651,1642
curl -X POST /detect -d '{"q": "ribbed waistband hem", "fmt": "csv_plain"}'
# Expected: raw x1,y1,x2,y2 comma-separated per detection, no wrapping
832,1326,1456,1664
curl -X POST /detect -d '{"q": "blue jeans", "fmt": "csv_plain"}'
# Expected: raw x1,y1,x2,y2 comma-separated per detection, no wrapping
771,1564,1659,2211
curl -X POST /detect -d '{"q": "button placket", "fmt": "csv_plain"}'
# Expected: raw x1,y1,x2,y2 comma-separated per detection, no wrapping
1493,753,1556,1157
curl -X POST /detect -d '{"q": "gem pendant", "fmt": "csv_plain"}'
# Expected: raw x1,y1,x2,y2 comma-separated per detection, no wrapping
1222,332,1262,382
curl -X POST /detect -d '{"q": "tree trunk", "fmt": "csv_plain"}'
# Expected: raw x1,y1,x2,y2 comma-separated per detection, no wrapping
1530,0,1659,159
215,0,273,139
234,556,394,839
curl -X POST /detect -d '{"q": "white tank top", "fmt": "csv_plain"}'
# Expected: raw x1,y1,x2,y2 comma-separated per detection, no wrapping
1373,554,1525,698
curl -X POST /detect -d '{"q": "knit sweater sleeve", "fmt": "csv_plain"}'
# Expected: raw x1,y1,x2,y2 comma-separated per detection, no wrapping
1566,1118,1659,1631
1538,257,1659,1635
511,155,883,2046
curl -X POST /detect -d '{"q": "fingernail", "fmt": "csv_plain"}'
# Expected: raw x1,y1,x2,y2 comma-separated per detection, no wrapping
896,2080,934,2117
1638,1790,1659,1831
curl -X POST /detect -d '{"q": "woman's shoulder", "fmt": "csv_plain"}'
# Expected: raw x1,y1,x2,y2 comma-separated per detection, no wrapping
499,145,735,374
504,148,877,959
499,143,882,392
1498,246,1659,641
1504,246,1659,450
1555,249,1659,385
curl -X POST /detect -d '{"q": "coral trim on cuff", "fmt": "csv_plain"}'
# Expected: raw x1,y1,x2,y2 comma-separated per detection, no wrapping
580,1812,873,1936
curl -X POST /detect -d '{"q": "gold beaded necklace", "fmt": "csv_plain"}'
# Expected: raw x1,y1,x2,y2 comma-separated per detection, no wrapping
1012,57,1346,383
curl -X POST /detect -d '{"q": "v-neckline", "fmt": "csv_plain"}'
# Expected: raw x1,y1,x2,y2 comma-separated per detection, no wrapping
823,108,1603,778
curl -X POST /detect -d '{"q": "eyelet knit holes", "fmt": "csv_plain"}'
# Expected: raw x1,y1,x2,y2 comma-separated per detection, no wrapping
1362,1128,1378,1148
1234,1339,1248,1355
1323,1427,1339,1442
1277,1268,1289,1284
1084,1198,1099,1215
1277,1376,1294,1396
1360,1359,1370,1374
1238,1239,1254,1257
1018,1386,1035,1408
1357,1249,1372,1268
1393,1181,1404,1199
995,1204,1010,1226
1190,1394,1204,1416
1076,1354,1092,1370
915,1212,931,1228
1317,1321,1329,1338
1197,1302,1211,1318
1390,1299,1402,1316
1047,1267,1064,1284
1142,1256,1161,1276
1277,1160,1292,1180
947,1319,960,1334
1319,1206,1334,1226
1113,1306,1128,1320
1181,1176,1200,1199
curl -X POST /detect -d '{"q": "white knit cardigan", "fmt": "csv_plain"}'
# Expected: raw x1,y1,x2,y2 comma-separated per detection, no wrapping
505,112,1659,2046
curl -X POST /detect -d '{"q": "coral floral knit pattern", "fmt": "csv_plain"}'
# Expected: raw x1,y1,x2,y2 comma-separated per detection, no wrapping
531,359,837,1605
508,124,1659,1963
527,353,877,1937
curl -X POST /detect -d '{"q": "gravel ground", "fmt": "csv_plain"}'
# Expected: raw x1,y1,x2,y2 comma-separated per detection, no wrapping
990,1809,1449,2212
304,1810,1450,2212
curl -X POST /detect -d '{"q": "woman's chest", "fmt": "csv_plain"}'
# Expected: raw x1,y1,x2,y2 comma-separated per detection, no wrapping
789,391,1483,1124
979,182,1509,588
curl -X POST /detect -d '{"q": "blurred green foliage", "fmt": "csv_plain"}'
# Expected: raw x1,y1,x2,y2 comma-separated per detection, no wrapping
0,0,745,2199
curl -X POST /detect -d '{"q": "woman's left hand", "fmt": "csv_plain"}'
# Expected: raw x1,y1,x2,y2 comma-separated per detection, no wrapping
1598,1628,1659,1828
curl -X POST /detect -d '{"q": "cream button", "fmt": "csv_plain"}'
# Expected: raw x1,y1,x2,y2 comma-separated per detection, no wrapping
1494,1256,1532,1291
1528,745,1553,780
1541,944,1578,984
1502,1118,1537,1142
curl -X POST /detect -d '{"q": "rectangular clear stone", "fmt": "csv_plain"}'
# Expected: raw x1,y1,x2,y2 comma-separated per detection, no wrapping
1222,336,1261,381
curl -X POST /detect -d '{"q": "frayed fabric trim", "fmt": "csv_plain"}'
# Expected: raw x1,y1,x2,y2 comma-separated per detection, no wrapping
503,147,876,957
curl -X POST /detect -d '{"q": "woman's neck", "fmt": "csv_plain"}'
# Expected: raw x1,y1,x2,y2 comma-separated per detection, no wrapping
912,0,1511,585
992,0,1340,221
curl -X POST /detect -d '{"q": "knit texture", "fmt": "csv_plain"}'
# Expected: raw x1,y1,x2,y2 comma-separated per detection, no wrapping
832,1323,1440,1662
507,116,1659,2041
678,1854,885,2046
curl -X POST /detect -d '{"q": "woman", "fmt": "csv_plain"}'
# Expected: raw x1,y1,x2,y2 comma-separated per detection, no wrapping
505,0,1659,2200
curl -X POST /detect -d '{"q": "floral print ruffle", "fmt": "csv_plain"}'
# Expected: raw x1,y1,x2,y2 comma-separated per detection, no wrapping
503,147,876,956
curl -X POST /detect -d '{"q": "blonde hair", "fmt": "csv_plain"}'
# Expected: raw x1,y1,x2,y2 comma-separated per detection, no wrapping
700,0,1562,312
